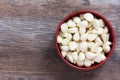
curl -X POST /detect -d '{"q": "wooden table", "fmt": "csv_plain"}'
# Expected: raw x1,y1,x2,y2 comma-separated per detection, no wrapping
0,0,119,80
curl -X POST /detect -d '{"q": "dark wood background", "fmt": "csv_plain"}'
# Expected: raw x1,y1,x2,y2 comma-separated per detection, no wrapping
0,0,119,80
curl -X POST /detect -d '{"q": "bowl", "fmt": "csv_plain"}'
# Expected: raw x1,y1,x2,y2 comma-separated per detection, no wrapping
55,10,116,70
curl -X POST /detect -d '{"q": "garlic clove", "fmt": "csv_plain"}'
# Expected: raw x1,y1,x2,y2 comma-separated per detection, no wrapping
103,44,110,53
61,39,70,46
88,42,95,48
95,37,103,46
66,33,72,40
66,53,74,63
80,33,88,41
68,27,78,33
87,34,97,41
73,17,81,23
79,27,86,34
84,59,92,67
101,34,109,43
96,47,103,53
105,41,112,45
94,53,102,63
73,32,80,41
57,35,63,43
79,42,88,52
77,60,84,66
83,13,94,22
61,23,68,33
99,19,105,27
85,52,96,59
77,20,89,28
91,43,99,52
71,52,78,63
61,51,67,57
60,46,69,52
103,27,108,33
69,41,77,51
67,20,76,27
92,19,100,30
78,52,85,61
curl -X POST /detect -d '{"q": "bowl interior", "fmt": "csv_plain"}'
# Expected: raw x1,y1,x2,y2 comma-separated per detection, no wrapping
56,10,116,70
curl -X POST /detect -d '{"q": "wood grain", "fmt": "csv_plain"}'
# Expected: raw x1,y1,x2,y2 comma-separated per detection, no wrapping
0,0,119,80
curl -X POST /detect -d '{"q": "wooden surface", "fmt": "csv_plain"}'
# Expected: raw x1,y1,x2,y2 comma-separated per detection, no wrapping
0,0,119,80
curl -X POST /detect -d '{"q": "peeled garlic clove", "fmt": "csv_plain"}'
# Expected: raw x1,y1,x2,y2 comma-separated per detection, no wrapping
99,19,105,27
66,53,74,63
77,60,84,66
85,52,96,59
61,39,70,46
83,13,94,22
84,59,92,67
101,54,106,61
57,35,63,43
79,14,84,20
61,23,68,33
78,52,85,61
77,20,88,28
96,47,103,53
95,37,103,46
60,46,69,51
91,43,99,52
59,31,68,38
79,42,88,52
81,33,88,41
103,44,110,53
87,34,97,41
92,19,100,30
91,29,98,34
66,33,72,40
94,53,102,63
61,51,67,57
68,27,78,33
97,27,104,35
101,34,109,43
73,32,80,41
72,52,78,62
79,27,86,34
69,41,77,51
105,41,112,45
88,42,95,48
103,27,108,33
67,20,76,27
73,17,81,23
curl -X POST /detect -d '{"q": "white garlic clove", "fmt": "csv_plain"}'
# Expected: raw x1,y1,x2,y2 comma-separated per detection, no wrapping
105,41,112,45
103,27,108,33
92,19,100,30
96,47,103,53
85,52,96,59
79,42,88,52
61,51,67,57
95,37,103,46
80,33,88,41
57,35,63,43
77,20,89,28
91,43,99,52
68,27,78,33
94,53,102,63
97,27,104,35
84,59,92,67
59,31,68,38
67,20,76,27
88,42,95,48
79,27,86,34
66,53,74,63
60,46,69,52
66,33,72,40
91,29,98,34
103,44,110,53
73,17,81,23
71,52,78,63
78,52,85,61
87,34,97,41
83,13,94,22
101,34,109,43
61,23,68,33
99,19,105,27
61,39,70,46
69,41,77,51
73,32,80,41
77,60,84,66
79,14,84,20
101,54,106,61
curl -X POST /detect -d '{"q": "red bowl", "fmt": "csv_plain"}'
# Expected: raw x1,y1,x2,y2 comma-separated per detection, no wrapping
55,10,116,70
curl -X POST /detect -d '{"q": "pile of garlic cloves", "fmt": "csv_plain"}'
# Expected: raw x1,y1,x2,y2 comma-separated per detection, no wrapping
57,13,112,67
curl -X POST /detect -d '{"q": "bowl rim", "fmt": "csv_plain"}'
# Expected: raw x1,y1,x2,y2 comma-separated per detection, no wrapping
55,10,116,70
